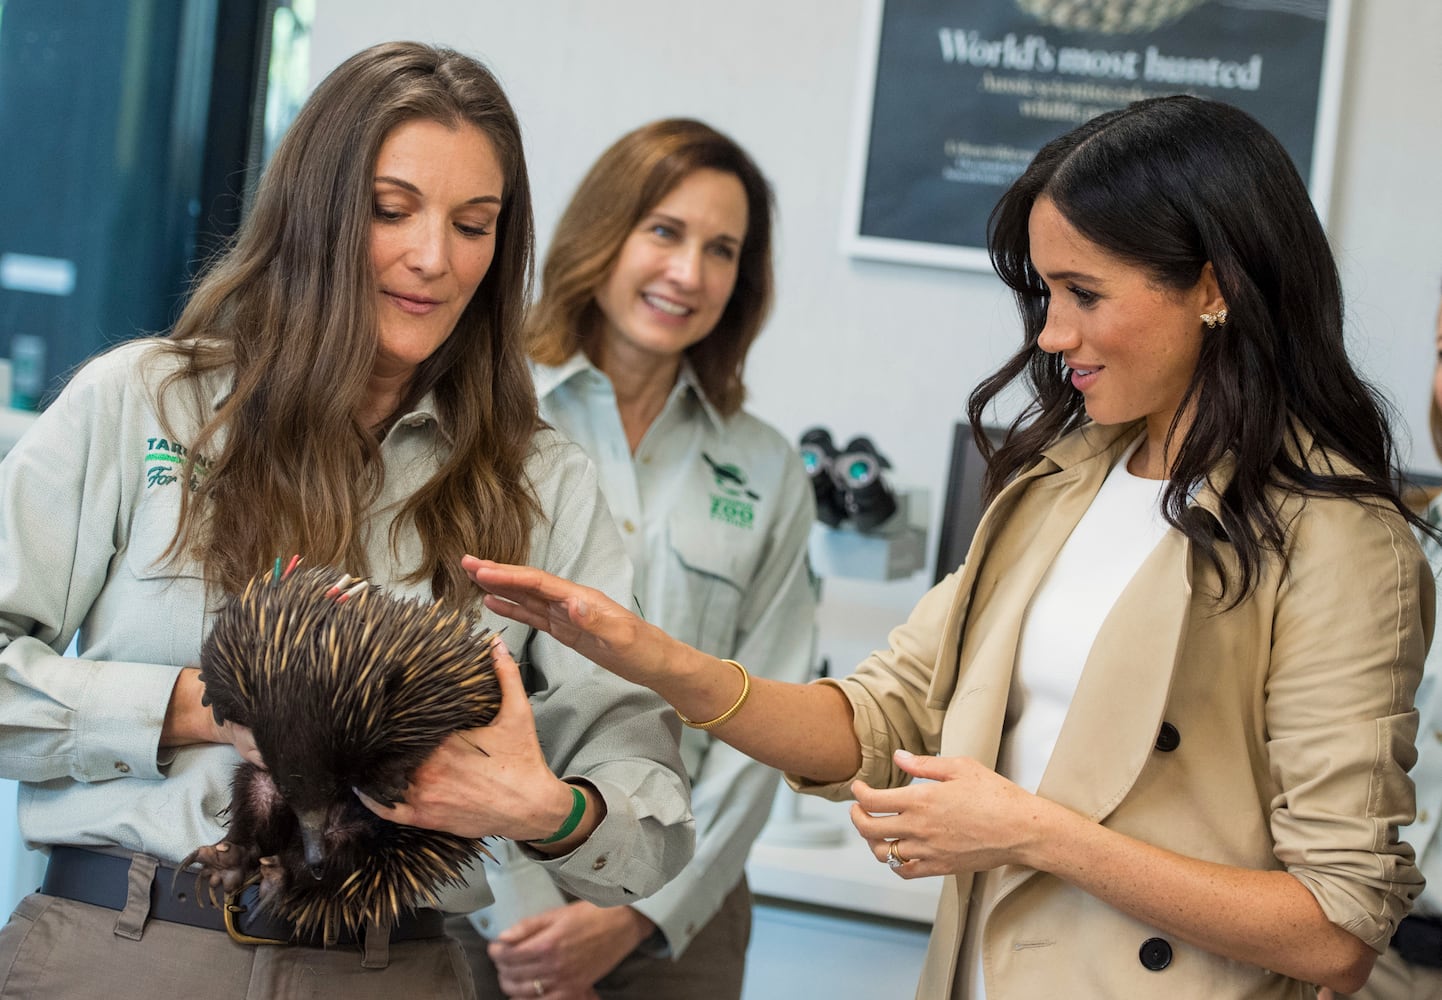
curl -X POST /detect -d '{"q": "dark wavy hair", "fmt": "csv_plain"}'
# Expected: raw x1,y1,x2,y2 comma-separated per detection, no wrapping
967,95,1419,602
159,41,540,602
527,118,774,416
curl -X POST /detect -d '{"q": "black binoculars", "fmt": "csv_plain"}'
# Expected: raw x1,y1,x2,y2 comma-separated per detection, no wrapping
798,428,898,532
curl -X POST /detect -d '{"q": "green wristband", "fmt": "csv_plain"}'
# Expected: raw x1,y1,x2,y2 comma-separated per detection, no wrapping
530,784,587,845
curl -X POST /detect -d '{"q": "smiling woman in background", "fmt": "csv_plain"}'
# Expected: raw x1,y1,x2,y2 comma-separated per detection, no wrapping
0,42,690,1000
465,95,1432,999
454,119,816,1000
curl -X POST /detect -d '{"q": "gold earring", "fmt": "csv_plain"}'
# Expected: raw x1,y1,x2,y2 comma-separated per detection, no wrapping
1201,307,1229,329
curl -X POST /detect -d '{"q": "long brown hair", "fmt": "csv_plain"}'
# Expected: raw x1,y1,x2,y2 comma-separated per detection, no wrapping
159,41,539,602
527,118,773,416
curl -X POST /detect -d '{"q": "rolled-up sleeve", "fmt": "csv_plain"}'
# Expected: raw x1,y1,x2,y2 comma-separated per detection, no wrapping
513,436,693,904
1267,497,1432,952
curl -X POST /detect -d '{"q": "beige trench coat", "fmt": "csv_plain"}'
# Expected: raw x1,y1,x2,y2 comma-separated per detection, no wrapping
794,421,1431,998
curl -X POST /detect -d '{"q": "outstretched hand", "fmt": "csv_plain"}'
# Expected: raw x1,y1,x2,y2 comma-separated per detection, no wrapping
462,556,664,687
356,640,577,843
850,749,1069,878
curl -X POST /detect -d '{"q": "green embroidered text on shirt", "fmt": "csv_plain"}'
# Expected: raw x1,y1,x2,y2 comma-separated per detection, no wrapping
143,437,210,489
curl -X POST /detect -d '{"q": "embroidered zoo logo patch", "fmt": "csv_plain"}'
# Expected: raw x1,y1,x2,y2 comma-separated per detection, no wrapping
702,452,759,529
144,437,209,490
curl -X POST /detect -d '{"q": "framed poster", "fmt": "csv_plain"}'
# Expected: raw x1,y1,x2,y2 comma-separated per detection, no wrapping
843,0,1350,271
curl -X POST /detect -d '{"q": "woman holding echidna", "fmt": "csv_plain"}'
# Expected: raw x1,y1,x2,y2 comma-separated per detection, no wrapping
454,120,817,1000
0,41,690,1000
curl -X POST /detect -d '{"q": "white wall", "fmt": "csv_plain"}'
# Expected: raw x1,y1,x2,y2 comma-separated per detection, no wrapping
310,1,1442,666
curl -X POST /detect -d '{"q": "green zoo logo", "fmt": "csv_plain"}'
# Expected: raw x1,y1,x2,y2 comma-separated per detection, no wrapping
702,453,758,529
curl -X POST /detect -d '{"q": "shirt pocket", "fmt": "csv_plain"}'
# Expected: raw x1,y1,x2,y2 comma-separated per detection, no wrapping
124,487,205,583
116,486,208,661
661,512,752,658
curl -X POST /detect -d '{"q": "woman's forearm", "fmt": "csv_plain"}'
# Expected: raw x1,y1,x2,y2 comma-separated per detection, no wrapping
160,667,218,747
1028,800,1375,993
660,641,863,783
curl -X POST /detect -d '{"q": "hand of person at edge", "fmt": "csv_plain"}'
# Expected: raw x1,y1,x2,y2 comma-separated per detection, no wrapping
488,900,655,999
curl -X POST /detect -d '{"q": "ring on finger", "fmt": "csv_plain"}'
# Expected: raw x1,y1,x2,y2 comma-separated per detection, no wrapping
886,840,909,869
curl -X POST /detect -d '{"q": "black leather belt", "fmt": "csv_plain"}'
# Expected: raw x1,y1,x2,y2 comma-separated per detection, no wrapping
41,846,444,948
1394,914,1442,968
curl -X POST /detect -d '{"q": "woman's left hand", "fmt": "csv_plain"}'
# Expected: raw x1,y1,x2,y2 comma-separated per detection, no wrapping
356,640,576,843
850,749,1062,877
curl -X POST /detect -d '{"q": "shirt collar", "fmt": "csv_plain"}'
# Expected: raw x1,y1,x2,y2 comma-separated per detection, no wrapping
390,391,448,443
207,378,447,442
533,352,726,433
674,358,725,433
531,351,595,401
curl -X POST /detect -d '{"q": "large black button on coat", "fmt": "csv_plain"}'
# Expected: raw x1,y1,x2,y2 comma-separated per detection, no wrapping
1155,722,1181,752
1139,937,1173,971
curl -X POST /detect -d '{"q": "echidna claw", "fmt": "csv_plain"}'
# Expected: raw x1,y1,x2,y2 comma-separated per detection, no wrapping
180,838,254,903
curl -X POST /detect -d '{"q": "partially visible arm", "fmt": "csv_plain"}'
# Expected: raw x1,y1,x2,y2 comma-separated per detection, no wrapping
161,666,262,765
1028,798,1373,992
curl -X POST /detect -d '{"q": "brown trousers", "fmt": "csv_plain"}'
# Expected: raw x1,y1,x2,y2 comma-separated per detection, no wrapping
0,893,476,999
452,877,752,1000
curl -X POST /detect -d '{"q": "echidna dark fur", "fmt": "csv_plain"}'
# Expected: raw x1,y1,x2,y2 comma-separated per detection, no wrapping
184,564,502,944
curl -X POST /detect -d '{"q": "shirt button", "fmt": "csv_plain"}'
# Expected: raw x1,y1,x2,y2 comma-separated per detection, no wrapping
623,520,636,534
641,455,652,464
1154,722,1180,753
114,761,130,773
592,856,608,871
1138,937,1172,971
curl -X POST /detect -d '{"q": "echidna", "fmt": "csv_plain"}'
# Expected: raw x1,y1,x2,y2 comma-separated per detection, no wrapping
184,563,502,944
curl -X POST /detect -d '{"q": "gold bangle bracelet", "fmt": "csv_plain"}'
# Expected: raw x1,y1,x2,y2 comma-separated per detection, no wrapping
676,659,751,731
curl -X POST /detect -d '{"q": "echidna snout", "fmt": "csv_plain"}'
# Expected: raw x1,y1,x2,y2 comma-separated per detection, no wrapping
295,806,327,880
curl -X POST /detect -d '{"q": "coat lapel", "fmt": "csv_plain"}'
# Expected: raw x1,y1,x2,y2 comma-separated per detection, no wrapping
1031,527,1193,819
